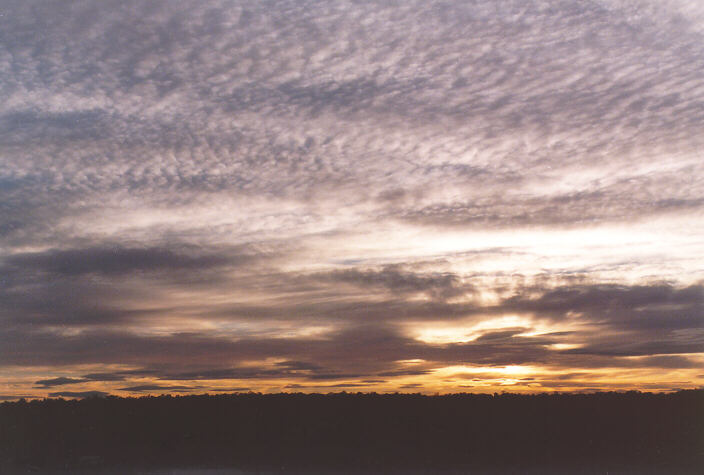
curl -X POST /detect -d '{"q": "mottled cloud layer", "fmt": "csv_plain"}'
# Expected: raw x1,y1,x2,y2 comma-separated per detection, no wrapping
0,0,702,398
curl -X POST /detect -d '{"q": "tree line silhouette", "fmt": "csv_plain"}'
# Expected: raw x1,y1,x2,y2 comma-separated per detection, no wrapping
1,390,702,472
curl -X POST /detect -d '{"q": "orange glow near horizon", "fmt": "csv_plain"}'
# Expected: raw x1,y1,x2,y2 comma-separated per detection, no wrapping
5,355,703,401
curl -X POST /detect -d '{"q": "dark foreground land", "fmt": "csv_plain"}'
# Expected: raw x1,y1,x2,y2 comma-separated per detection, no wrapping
1,390,702,474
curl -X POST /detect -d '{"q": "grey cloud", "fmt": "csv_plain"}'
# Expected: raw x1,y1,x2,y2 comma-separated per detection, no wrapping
401,189,704,228
119,385,195,393
1,278,700,372
378,369,432,377
209,388,251,392
0,277,149,326
158,366,322,382
209,297,484,324
307,372,365,381
635,355,703,369
283,382,371,390
430,339,554,367
474,329,529,341
33,369,166,390
4,246,240,276
35,377,86,388
79,370,157,382
0,324,415,378
540,352,704,370
316,266,472,300
81,372,129,382
274,360,324,371
159,364,363,383
0,312,701,387
501,281,702,310
0,109,110,145
208,280,703,341
48,391,110,398
565,339,704,358
0,272,173,325
501,283,704,333
0,243,275,327
0,395,36,401
554,373,587,381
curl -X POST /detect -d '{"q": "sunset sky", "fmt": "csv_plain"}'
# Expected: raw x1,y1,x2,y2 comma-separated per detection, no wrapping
1,0,703,400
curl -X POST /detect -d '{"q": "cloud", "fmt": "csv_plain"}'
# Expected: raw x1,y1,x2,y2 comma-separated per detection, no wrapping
399,191,704,229
314,266,472,300
504,283,703,315
0,0,702,394
33,370,153,388
1,281,701,376
119,385,195,393
35,377,86,388
81,372,132,382
501,283,704,331
4,246,238,276
318,383,369,388
0,243,273,326
48,391,110,398
157,366,327,382
274,360,325,372
565,338,704,358
209,388,251,393
0,395,36,401
2,0,703,251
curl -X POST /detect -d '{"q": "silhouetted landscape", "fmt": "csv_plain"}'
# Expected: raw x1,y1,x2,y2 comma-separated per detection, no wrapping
1,390,702,473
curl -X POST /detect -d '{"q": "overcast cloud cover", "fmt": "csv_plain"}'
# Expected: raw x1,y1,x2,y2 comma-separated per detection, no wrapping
1,0,703,398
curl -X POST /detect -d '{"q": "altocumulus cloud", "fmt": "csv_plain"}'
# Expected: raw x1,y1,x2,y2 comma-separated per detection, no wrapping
0,0,703,397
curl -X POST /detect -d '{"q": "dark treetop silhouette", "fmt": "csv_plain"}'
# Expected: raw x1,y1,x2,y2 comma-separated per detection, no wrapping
1,390,702,473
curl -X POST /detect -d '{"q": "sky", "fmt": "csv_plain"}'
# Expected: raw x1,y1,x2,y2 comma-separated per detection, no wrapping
0,0,703,400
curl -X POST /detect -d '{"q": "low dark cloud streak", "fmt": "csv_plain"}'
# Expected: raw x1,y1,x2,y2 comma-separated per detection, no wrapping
4,246,245,276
